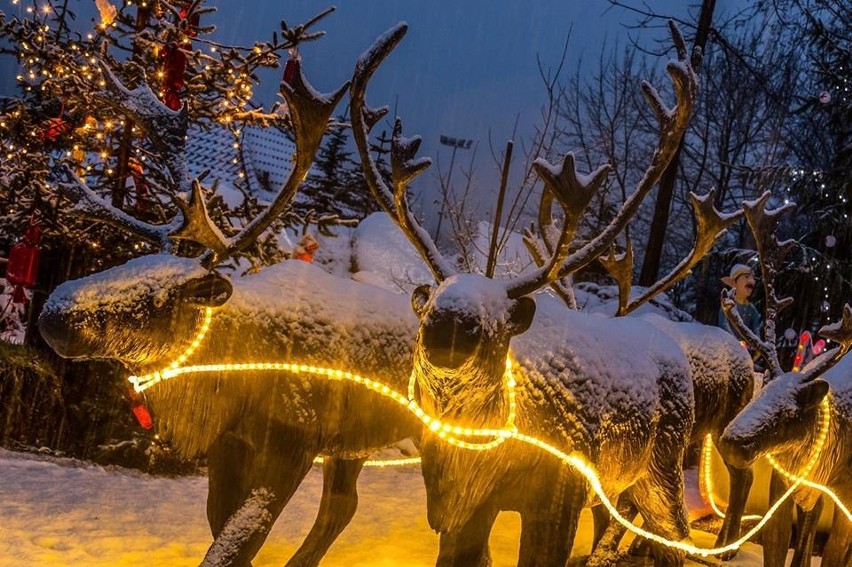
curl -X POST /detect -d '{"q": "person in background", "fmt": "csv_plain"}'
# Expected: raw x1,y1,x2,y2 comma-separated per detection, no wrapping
718,263,762,337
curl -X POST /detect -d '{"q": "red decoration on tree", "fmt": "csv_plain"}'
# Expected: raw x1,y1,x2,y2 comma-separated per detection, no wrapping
38,116,72,142
38,101,72,141
178,1,200,38
128,159,149,212
282,48,301,86
6,221,41,288
162,43,187,110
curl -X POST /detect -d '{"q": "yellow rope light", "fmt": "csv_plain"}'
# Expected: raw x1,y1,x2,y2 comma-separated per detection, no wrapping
127,312,842,557
698,434,761,521
699,400,850,525
314,455,422,468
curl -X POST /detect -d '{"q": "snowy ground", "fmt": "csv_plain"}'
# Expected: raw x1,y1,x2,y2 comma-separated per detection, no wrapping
0,448,783,567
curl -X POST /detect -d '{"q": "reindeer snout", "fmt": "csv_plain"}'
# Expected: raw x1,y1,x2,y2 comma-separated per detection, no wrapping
38,310,90,358
716,434,756,469
421,318,478,369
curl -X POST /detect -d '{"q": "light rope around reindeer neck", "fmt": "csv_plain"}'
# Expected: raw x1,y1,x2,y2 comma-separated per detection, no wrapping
699,395,852,524
128,309,840,557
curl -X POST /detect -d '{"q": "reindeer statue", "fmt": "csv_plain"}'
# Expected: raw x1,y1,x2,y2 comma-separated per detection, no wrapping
351,22,701,566
37,18,425,567
527,190,757,560
716,193,852,567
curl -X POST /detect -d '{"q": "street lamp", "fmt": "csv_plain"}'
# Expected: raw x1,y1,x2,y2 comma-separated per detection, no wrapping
435,135,474,243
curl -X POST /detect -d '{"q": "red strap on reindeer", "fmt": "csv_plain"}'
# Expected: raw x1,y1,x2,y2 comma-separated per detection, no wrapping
127,388,154,430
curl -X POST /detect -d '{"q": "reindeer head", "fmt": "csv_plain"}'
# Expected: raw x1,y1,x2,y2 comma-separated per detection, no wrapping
719,305,851,468
39,46,347,371
39,255,230,364
718,371,829,469
350,22,699,532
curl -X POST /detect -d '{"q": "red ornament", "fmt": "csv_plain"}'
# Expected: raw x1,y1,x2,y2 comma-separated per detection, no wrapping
177,2,200,38
39,116,72,142
128,159,149,212
282,51,300,86
127,388,154,429
162,43,187,110
6,222,41,288
131,402,155,429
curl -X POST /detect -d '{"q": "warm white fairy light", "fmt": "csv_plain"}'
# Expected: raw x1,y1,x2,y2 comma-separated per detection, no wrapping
127,312,843,556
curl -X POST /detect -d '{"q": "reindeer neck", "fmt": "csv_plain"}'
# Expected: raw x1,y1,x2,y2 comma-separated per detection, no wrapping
772,402,840,494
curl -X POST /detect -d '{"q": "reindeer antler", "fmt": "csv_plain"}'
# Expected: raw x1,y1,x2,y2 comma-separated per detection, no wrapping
510,155,611,299
722,191,796,379
59,12,346,269
350,24,455,282
510,21,699,300
192,51,347,268
602,189,742,316
521,184,579,309
799,304,852,381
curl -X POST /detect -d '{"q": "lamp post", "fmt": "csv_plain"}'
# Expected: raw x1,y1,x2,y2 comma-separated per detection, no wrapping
435,135,474,243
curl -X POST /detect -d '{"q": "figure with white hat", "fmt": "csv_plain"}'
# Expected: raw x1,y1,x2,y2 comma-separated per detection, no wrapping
718,263,762,337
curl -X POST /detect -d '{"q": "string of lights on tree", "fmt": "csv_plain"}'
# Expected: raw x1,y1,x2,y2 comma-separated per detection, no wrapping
0,0,330,274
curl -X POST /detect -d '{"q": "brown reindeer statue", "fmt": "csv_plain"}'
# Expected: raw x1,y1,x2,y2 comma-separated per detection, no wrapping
717,192,852,567
351,21,701,567
528,189,757,561
37,14,425,567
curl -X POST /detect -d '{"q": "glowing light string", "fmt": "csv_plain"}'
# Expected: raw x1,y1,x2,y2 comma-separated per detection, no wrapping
698,434,761,521
128,312,841,556
699,401,851,525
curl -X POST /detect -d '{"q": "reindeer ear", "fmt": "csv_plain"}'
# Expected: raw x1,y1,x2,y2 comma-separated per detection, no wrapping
411,285,432,317
796,379,830,410
509,296,536,335
181,273,233,307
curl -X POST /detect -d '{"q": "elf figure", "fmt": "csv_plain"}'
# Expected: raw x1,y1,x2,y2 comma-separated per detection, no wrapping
719,263,762,337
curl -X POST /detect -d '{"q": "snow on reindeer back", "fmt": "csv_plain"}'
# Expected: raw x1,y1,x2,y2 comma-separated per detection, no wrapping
226,259,417,336
43,254,208,316
513,292,688,414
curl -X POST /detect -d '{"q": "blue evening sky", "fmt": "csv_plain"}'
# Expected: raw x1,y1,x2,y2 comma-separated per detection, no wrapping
2,1,749,221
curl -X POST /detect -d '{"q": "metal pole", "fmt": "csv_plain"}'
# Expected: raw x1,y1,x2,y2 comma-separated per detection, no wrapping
486,140,513,278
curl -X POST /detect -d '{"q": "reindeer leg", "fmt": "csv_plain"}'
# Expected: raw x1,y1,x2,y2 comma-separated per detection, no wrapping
591,503,611,551
790,497,823,567
517,475,585,567
207,432,254,538
201,433,316,567
285,457,366,567
587,495,638,567
436,504,497,567
628,472,689,566
762,471,794,567
823,504,852,567
715,463,754,560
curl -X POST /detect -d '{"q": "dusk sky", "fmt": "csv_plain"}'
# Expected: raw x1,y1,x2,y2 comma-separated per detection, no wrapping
1,1,749,216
